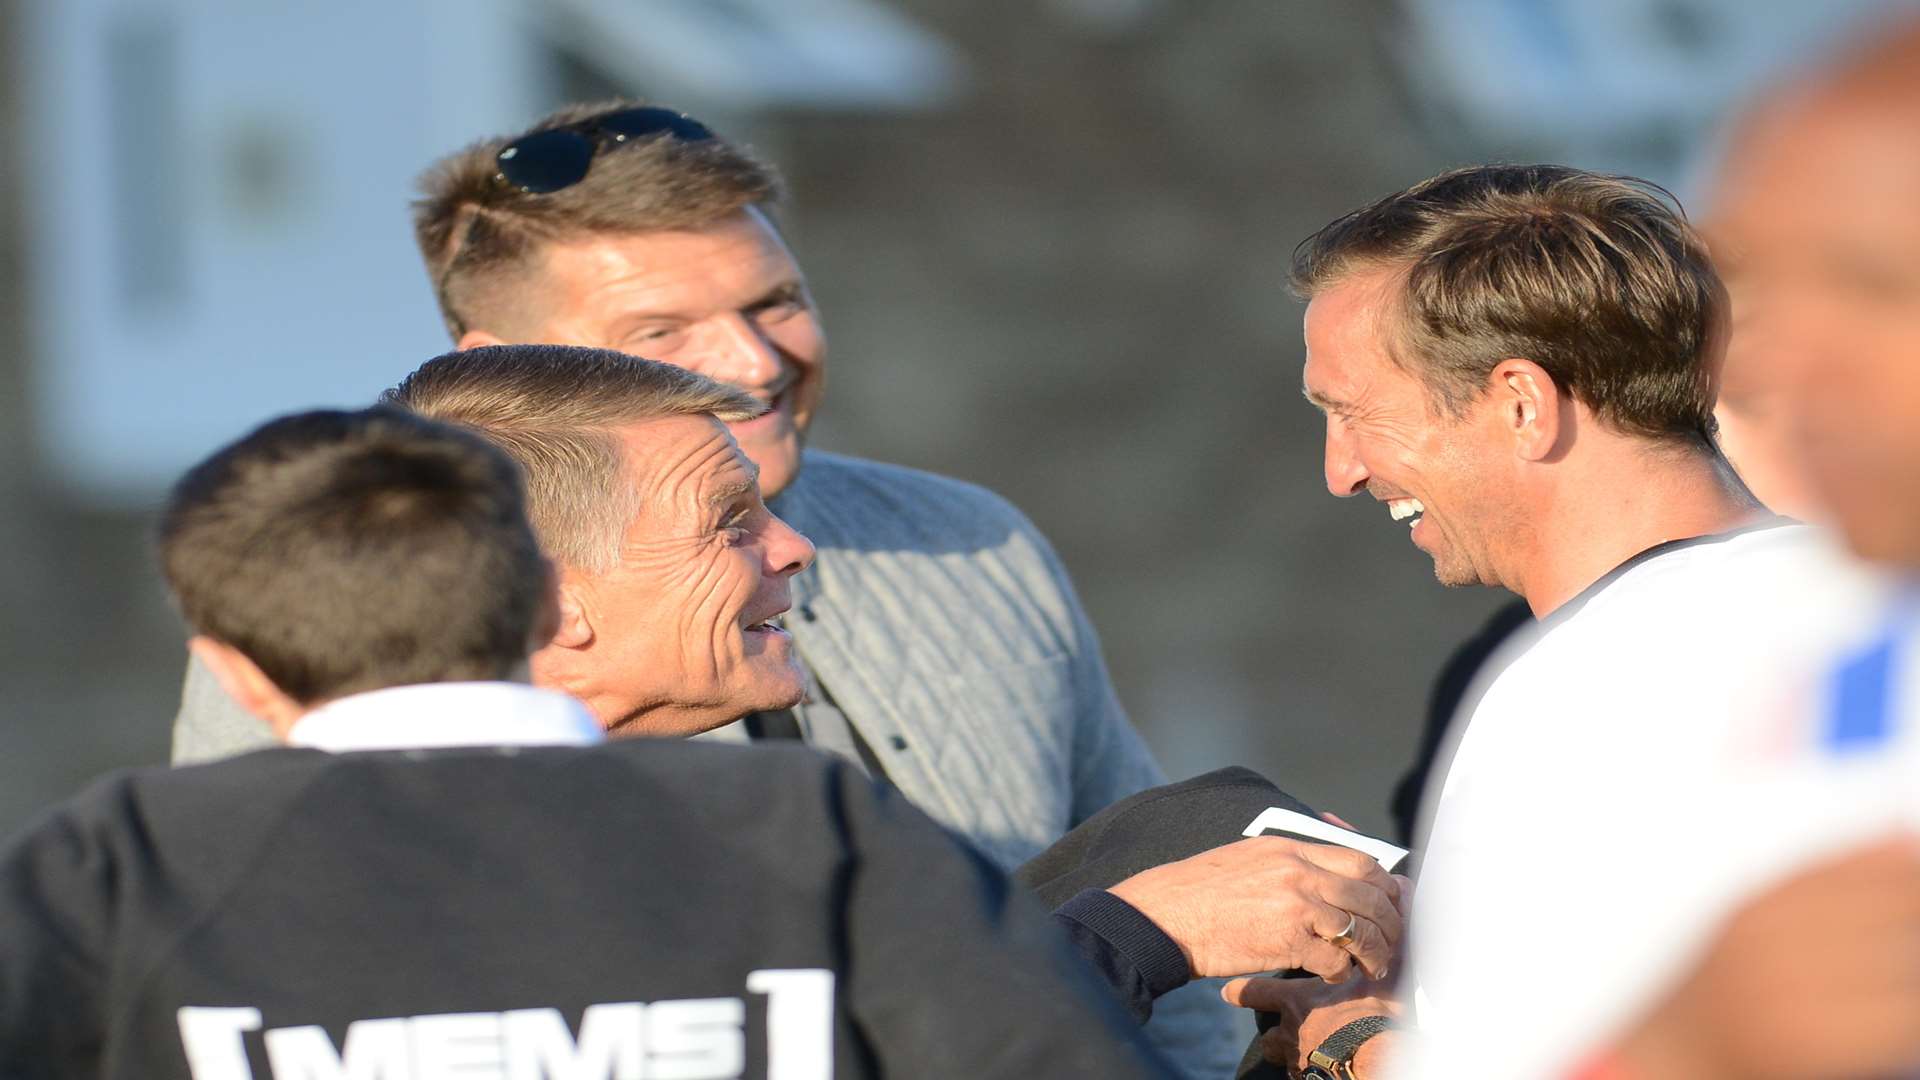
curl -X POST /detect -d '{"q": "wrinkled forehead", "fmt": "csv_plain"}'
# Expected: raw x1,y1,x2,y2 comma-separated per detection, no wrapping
537,208,801,302
614,414,758,516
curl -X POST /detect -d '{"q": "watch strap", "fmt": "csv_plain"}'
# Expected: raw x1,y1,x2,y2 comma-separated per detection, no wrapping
1303,1015,1394,1079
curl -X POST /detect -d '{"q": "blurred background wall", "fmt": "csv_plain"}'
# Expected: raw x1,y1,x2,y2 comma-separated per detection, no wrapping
3,0,1914,838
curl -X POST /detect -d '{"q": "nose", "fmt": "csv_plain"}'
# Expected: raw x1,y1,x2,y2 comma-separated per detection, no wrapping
763,511,815,578
1323,417,1369,497
702,312,788,392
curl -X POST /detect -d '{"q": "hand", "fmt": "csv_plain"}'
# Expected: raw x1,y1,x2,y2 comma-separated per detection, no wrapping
1611,833,1920,1080
1106,835,1405,981
1225,974,1401,1077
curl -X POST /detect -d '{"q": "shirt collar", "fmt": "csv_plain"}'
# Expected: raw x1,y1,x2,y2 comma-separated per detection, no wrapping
1541,516,1800,629
286,681,604,753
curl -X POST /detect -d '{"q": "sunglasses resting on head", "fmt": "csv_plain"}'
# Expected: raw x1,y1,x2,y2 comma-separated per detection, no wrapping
494,107,715,194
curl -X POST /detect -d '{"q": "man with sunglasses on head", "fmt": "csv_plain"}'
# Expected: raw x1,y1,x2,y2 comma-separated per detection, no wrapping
169,102,1246,1072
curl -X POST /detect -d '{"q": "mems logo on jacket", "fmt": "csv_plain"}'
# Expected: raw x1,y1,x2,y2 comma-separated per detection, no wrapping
176,968,833,1079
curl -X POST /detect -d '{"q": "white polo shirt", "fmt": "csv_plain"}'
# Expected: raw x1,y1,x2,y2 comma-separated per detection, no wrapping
1394,523,1905,1080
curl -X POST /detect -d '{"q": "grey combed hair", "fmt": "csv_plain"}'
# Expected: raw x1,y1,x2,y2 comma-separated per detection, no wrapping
383,344,764,573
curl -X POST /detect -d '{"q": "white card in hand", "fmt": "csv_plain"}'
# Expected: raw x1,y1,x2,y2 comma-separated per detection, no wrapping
1241,806,1411,872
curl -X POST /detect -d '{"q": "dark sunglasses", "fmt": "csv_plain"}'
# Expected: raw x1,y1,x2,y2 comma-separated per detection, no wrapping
494,107,715,194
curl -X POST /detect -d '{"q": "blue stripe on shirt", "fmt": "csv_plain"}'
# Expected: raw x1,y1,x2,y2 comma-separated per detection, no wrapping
1826,633,1899,752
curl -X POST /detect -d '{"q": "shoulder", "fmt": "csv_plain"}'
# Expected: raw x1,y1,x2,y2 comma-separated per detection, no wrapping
0,749,337,903
264,739,850,810
1468,525,1881,753
782,450,1048,549
38,748,334,830
586,736,844,786
501,739,865,823
1541,524,1876,655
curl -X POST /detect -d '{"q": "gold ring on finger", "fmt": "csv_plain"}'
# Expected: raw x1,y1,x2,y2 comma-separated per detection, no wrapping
1328,911,1357,948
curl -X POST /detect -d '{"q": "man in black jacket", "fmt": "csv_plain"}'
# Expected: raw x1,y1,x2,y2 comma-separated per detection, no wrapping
2,348,1407,1079
0,392,1175,1079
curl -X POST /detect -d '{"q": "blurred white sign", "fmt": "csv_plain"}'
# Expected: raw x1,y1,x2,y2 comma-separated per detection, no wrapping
22,0,961,505
21,0,512,503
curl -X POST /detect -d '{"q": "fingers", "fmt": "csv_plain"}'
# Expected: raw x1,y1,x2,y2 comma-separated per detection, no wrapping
1296,842,1402,930
1256,839,1404,979
1295,928,1363,983
1336,912,1394,980
1318,872,1405,952
1297,842,1398,898
1222,976,1280,1010
1305,899,1393,980
1223,975,1399,1013
1116,835,1408,980
1307,859,1402,981
1389,873,1415,916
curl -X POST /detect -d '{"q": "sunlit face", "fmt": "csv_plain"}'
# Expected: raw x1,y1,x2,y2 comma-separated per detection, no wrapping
1302,269,1519,588
511,209,826,498
1706,93,1920,564
557,414,815,736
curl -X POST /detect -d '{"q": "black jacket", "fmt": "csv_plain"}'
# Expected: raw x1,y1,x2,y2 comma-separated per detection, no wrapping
0,739,1173,1079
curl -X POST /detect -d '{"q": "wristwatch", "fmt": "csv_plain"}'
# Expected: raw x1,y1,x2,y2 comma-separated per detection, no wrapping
1302,1015,1393,1079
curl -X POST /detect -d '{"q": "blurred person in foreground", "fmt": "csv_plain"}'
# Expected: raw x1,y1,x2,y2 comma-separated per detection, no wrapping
165,100,1301,1069
1571,20,1920,1079
1222,163,1899,1080
0,397,1180,1079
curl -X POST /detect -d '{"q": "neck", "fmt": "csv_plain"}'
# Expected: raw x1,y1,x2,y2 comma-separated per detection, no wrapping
1513,440,1766,617
529,656,736,740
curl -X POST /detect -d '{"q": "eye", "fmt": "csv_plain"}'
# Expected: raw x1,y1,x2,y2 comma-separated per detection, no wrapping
625,324,689,351
717,504,754,541
747,288,806,323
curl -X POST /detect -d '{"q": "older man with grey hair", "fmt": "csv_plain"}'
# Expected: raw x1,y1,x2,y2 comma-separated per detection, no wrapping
1,372,1188,1079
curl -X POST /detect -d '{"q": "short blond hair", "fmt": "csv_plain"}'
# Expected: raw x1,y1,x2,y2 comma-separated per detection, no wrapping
413,99,782,340
383,345,764,572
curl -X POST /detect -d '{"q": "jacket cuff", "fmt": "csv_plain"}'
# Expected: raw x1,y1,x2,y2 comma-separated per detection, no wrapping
1053,887,1192,1021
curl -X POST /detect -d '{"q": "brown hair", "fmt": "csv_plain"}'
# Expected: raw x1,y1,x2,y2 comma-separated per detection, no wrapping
159,408,548,704
413,98,783,339
1292,164,1724,443
383,344,763,573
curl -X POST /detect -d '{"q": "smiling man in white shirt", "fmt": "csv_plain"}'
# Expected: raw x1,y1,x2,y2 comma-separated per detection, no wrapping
1221,163,1903,1080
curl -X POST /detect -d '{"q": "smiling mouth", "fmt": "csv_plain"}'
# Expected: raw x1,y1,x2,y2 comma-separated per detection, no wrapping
732,382,796,431
743,612,789,636
1387,498,1425,529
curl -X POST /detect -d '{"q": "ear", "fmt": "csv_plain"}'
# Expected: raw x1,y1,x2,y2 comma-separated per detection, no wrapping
1490,358,1562,462
545,571,595,650
188,636,308,740
457,328,508,351
528,558,563,651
